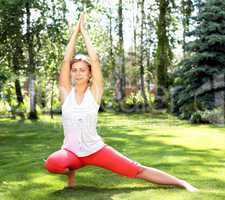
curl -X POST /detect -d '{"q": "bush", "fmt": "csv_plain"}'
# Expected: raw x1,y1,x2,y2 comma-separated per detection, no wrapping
190,112,202,124
190,107,225,124
111,89,154,113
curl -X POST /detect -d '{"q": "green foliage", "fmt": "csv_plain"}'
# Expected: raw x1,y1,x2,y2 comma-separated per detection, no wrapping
0,84,26,117
111,88,155,113
171,0,225,124
190,111,202,123
190,107,224,124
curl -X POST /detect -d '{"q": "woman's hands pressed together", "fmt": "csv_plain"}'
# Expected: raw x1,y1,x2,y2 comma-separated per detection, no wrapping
74,13,87,36
74,16,81,34
79,14,86,35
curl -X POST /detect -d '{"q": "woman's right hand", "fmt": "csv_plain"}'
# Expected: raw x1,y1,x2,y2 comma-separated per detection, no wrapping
79,14,86,35
74,16,81,34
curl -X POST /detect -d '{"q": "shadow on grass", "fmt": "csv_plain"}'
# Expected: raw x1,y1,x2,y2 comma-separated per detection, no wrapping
50,185,174,200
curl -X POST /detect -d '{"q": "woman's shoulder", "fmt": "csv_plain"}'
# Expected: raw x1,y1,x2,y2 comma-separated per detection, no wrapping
59,85,73,106
89,85,102,107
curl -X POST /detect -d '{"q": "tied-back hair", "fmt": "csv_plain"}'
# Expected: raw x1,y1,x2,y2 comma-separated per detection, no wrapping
70,54,92,72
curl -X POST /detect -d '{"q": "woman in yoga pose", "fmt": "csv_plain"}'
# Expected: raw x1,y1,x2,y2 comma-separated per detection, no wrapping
44,14,198,192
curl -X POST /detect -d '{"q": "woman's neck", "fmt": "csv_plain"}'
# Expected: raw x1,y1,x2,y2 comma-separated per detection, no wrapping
74,84,89,94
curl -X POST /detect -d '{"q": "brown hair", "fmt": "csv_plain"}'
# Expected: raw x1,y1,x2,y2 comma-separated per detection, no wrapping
70,55,92,72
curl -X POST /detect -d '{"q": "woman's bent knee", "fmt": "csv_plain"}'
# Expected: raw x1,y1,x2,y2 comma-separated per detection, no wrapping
44,157,67,174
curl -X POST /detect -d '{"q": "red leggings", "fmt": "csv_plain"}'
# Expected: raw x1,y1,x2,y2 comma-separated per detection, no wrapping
44,144,144,178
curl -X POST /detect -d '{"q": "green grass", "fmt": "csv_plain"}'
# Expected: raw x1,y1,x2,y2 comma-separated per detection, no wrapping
0,111,225,200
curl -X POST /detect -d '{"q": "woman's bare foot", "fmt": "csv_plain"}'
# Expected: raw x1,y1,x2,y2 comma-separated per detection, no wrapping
179,180,199,192
66,169,75,188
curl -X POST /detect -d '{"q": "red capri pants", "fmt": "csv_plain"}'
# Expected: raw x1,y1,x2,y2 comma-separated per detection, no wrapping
44,144,144,178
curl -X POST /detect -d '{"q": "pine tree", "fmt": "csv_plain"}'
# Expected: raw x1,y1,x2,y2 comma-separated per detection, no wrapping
172,0,225,123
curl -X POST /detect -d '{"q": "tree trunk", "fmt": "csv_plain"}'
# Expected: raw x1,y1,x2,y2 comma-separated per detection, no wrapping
26,1,38,120
155,0,170,109
118,0,126,100
181,0,193,58
109,12,115,71
139,0,148,112
132,0,138,65
12,58,24,105
12,45,25,119
50,80,54,119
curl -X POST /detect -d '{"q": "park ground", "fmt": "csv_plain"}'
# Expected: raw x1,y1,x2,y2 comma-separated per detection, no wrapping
0,111,224,200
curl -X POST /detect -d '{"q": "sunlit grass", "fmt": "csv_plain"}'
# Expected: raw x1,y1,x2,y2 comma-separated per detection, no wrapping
0,111,224,200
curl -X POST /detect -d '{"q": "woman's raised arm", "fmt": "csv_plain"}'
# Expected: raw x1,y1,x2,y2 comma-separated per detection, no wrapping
58,16,80,104
80,14,104,104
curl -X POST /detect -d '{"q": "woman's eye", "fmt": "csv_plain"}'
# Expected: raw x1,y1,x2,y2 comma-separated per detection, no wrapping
71,68,85,72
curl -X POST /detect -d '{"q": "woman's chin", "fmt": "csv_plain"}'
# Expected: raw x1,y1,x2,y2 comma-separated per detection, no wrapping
75,79,88,84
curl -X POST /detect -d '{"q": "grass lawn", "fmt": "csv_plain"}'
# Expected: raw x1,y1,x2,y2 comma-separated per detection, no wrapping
0,111,224,200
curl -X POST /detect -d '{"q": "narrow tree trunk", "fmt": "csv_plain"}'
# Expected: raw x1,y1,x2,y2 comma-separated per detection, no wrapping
12,43,24,105
12,46,25,119
108,11,119,110
181,0,193,58
6,57,16,119
132,0,138,65
139,0,148,112
109,12,115,70
28,74,37,119
6,85,16,119
50,80,54,119
118,0,126,100
155,0,170,109
146,48,153,112
14,79,23,104
26,1,38,120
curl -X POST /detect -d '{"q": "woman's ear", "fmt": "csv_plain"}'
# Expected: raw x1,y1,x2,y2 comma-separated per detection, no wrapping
88,76,93,85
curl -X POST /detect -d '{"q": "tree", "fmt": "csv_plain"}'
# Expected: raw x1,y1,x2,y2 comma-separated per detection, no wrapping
41,0,67,118
180,0,194,57
154,0,175,109
0,0,26,119
139,0,148,111
172,0,225,123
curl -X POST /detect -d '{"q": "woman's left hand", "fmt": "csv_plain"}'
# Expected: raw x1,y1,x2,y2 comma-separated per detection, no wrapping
80,13,87,36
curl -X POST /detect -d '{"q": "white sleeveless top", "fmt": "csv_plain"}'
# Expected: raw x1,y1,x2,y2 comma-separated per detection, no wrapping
60,86,105,157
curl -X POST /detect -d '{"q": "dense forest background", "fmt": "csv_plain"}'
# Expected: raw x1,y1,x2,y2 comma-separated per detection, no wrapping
0,0,224,125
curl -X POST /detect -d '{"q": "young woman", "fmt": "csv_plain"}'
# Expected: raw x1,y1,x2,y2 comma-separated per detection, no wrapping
44,14,198,192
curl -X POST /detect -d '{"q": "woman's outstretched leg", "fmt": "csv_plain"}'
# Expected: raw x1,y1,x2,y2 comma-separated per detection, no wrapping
135,166,198,192
82,145,198,192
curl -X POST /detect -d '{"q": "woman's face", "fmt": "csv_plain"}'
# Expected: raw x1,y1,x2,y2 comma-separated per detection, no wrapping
71,61,91,84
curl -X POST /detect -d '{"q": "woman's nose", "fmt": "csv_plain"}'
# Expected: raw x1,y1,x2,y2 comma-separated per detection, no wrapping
76,70,81,75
